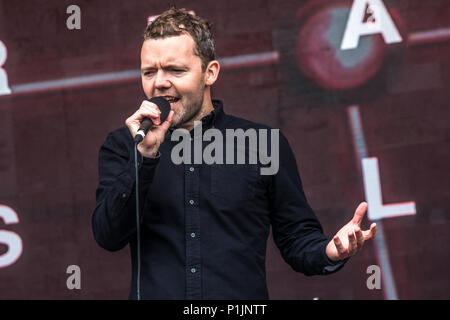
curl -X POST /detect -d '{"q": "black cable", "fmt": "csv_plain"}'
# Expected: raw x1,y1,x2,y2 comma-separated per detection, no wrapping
134,142,141,300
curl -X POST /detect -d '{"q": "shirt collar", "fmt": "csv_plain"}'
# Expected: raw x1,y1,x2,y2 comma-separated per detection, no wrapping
200,99,224,129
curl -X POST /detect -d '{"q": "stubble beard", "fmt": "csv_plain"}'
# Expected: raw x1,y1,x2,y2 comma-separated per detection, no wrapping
172,88,206,130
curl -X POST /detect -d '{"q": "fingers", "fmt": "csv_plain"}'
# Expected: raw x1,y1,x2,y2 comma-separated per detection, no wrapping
348,231,358,256
333,236,346,257
126,100,172,158
158,110,174,131
148,110,174,141
347,227,366,257
355,227,364,249
333,226,366,259
332,212,376,260
351,202,368,226
363,223,377,240
125,100,162,137
371,223,377,238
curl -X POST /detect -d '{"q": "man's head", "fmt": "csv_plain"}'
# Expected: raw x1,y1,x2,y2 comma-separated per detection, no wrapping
141,8,220,129
144,8,215,72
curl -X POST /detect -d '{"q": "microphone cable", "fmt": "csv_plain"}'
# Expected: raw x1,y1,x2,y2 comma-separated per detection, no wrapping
131,97,170,300
134,142,142,300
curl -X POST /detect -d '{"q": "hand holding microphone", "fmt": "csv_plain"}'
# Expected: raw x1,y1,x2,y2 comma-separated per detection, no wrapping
125,97,174,158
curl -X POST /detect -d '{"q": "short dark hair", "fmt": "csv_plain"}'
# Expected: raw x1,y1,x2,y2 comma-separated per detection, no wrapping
144,7,216,72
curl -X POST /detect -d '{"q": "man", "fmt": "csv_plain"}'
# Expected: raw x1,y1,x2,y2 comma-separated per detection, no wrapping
92,7,377,299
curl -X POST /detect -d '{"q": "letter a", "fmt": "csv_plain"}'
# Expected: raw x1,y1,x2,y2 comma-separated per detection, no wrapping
366,265,381,290
341,0,402,50
66,5,81,30
66,265,81,290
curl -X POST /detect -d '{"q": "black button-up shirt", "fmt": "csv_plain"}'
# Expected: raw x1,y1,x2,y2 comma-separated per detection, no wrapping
92,100,346,299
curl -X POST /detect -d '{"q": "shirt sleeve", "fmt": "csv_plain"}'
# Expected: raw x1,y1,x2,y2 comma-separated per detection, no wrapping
268,132,348,276
91,128,160,251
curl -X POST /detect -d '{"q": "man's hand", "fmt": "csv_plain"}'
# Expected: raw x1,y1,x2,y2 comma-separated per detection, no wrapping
125,100,174,158
325,202,377,262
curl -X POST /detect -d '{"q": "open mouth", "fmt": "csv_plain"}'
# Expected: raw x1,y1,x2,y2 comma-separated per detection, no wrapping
161,96,180,105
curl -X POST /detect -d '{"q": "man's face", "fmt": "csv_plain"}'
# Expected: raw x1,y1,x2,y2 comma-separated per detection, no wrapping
141,34,207,128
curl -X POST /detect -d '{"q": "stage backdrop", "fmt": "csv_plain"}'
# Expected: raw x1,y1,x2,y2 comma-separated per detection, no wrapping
0,0,449,299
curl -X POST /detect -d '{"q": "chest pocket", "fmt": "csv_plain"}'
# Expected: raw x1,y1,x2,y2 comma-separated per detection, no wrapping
210,163,259,209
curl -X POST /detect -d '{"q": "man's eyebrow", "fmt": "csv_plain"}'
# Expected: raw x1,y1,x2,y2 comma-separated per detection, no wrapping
141,64,188,70
141,66,156,72
163,64,189,70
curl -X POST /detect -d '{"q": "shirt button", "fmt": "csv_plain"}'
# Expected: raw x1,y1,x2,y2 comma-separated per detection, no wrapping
190,233,196,238
189,167,194,172
121,193,127,198
191,268,196,273
189,200,194,205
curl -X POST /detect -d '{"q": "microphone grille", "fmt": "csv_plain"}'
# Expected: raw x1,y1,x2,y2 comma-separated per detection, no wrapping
148,96,171,122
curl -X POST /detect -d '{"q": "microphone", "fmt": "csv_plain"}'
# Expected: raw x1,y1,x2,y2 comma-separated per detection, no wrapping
134,96,171,143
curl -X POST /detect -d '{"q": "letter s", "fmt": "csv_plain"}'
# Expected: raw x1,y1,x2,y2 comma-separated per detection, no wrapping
0,205,23,268
0,41,12,95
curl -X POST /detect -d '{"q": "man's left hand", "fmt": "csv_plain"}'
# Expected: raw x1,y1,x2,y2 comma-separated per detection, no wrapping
325,202,377,262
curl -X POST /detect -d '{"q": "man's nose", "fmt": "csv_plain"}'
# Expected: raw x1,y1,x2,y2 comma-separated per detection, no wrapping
154,70,171,90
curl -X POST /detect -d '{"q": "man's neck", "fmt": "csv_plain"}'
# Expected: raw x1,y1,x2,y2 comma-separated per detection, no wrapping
179,101,214,132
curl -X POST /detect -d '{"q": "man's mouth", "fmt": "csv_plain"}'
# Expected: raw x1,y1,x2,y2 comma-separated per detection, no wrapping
161,96,180,105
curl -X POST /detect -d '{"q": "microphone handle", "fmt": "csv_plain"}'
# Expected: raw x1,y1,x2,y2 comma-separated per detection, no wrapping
134,117,153,143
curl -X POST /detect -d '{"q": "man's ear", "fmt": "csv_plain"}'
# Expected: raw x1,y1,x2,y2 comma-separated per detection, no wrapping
204,60,220,86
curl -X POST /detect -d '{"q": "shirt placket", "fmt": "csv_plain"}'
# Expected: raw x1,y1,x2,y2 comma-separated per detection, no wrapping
185,134,201,299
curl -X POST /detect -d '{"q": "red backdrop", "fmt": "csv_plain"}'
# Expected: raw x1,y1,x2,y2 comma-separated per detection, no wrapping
0,0,449,299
